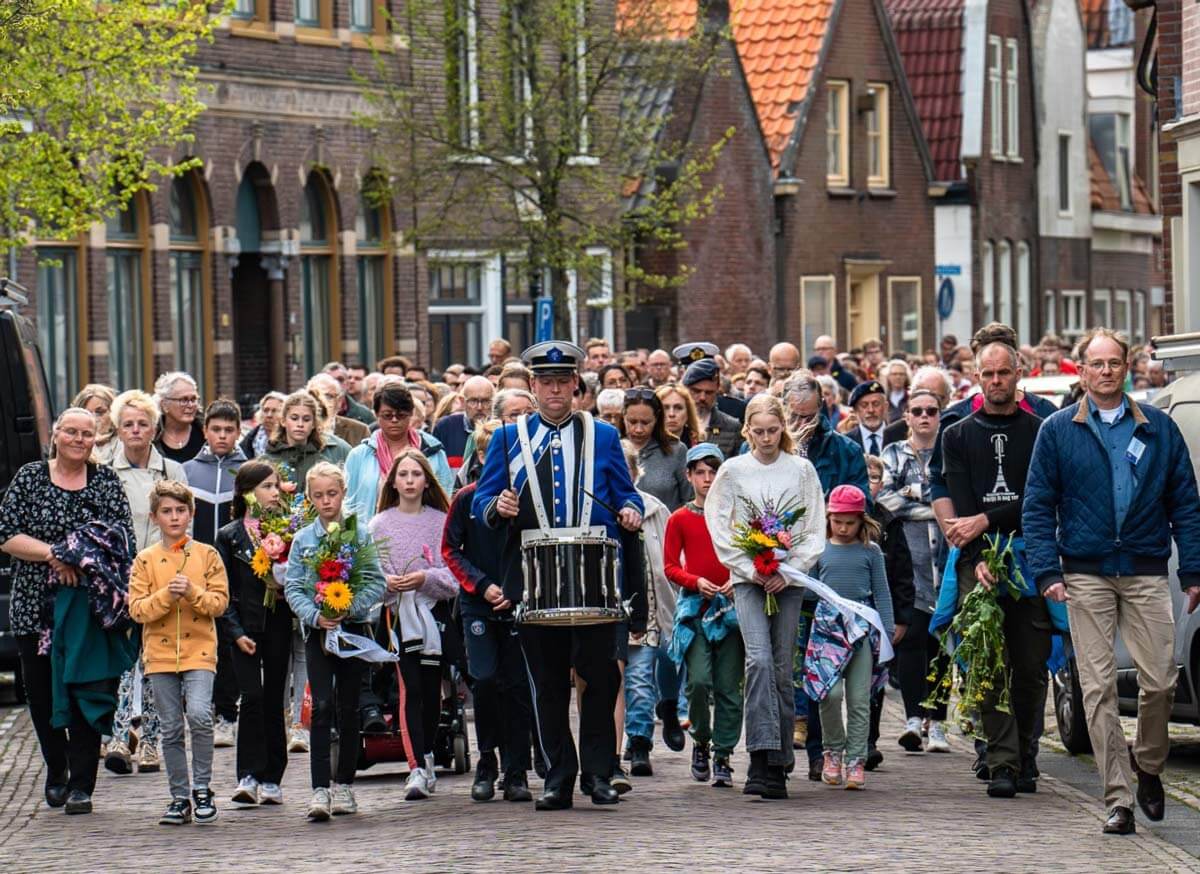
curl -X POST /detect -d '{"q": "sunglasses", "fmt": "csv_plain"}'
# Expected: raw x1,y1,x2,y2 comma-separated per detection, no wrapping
908,406,939,418
624,388,657,403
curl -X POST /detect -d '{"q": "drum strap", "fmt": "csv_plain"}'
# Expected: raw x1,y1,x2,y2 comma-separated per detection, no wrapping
517,412,597,532
517,413,553,531
579,411,596,528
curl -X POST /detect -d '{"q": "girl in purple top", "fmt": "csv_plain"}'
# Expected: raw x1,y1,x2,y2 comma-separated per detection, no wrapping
368,450,457,801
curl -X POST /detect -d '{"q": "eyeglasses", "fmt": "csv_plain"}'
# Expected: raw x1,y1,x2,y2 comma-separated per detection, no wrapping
908,406,940,418
868,475,883,483
624,388,656,403
377,411,411,423
463,397,491,408
58,427,95,441
166,395,199,406
1087,359,1126,373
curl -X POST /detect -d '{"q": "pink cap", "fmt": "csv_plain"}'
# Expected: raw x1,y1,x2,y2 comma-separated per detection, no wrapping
827,484,867,516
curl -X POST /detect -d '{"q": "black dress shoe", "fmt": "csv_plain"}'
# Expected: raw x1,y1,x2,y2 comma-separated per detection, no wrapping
360,705,388,735
656,700,686,752
44,772,69,809
64,790,92,815
987,768,1018,798
579,772,595,797
1131,750,1165,821
590,777,620,805
535,788,573,811
471,753,498,802
502,772,533,802
1103,806,1136,835
865,746,883,772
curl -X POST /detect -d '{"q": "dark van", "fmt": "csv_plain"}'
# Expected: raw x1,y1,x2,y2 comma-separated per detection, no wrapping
0,279,55,699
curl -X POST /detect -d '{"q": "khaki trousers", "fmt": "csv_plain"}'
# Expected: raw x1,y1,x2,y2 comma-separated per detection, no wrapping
1065,573,1177,810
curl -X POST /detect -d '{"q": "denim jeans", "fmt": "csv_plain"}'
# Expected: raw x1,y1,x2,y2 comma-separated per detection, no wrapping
624,644,659,742
150,670,215,799
735,583,805,767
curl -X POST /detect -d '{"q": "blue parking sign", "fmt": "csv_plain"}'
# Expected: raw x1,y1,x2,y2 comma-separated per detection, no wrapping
535,297,554,342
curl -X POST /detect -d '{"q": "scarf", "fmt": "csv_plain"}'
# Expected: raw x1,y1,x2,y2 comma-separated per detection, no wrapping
376,429,421,480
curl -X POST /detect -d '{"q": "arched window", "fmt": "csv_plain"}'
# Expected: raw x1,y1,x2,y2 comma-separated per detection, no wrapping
105,192,150,390
356,183,393,369
300,171,339,372
169,172,211,398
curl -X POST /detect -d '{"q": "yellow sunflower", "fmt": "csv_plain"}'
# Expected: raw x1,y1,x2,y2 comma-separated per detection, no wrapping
323,581,353,614
748,530,779,549
251,547,272,578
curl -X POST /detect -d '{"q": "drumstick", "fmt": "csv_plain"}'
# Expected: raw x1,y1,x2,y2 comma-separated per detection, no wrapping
582,487,628,522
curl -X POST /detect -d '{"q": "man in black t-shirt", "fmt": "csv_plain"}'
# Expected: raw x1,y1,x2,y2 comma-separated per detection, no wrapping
942,342,1050,801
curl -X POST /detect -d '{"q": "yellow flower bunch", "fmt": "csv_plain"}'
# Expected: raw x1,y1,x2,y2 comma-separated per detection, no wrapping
747,530,779,549
251,547,272,578
322,581,353,614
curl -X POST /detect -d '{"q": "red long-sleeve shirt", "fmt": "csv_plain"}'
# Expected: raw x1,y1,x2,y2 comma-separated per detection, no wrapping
663,505,729,592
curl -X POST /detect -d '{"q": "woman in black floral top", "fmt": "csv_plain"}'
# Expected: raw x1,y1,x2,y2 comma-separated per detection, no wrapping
0,407,133,814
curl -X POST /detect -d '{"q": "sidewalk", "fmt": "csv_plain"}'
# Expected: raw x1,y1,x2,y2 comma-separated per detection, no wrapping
0,698,1195,873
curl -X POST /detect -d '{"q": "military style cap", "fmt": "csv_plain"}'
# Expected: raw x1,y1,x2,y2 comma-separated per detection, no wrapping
521,340,585,375
682,358,720,386
848,380,885,408
672,341,720,366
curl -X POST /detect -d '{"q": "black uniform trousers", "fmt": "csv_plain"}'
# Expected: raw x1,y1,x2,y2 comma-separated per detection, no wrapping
463,609,532,774
521,623,619,792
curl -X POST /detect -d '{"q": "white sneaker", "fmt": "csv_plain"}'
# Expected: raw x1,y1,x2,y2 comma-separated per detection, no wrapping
404,768,432,800
898,716,924,752
232,775,260,805
213,717,236,749
926,722,951,753
259,782,283,805
423,753,438,794
288,725,310,753
330,783,358,815
307,787,331,821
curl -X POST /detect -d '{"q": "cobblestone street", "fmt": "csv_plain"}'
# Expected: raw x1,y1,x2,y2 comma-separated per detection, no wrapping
0,696,1196,873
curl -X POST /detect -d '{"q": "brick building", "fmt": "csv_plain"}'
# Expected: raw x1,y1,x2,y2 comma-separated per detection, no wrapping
1161,0,1200,332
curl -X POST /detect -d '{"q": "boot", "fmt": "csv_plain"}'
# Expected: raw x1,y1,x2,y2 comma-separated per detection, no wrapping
628,736,653,777
656,700,686,752
743,750,768,796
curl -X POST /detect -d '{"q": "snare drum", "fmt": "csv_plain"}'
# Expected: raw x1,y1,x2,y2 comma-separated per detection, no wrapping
517,527,625,626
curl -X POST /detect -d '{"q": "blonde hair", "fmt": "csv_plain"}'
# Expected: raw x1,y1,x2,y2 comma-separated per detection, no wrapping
51,406,99,459
274,392,327,449
620,438,642,483
72,384,116,412
474,419,503,457
110,389,161,431
742,394,795,455
865,455,884,479
150,479,195,514
827,511,881,545
305,461,346,494
655,384,701,444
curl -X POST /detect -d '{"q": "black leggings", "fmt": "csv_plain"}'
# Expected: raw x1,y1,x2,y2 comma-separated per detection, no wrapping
895,611,948,721
399,651,442,760
305,630,367,788
18,635,110,795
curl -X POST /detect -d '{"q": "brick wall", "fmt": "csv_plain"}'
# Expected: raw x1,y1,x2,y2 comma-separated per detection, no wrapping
1183,2,1200,117
1159,0,1181,331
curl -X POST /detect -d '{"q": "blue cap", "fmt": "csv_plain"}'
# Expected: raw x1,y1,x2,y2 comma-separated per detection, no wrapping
848,380,885,408
686,442,725,466
682,358,720,386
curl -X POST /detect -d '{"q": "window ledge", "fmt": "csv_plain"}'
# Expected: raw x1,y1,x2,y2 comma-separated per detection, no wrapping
1006,154,1024,164
295,27,342,48
866,186,896,199
350,32,395,52
568,155,600,167
229,19,279,41
826,186,857,198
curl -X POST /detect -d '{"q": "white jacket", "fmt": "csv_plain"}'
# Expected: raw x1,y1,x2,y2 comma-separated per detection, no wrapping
109,443,189,551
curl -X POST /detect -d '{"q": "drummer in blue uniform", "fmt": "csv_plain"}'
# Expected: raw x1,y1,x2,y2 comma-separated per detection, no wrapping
473,340,645,810
672,341,747,421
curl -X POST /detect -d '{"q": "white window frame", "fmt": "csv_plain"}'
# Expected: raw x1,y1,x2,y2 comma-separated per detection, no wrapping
1057,131,1072,215
449,0,481,150
1134,290,1146,343
826,80,850,188
886,276,922,355
573,0,590,157
800,275,837,353
1016,241,1031,344
427,250,501,366
1062,289,1086,341
867,82,890,189
1114,289,1132,334
1004,38,1020,160
981,241,995,324
1093,289,1111,327
567,247,614,346
1043,290,1057,336
997,240,1012,327
988,36,1003,160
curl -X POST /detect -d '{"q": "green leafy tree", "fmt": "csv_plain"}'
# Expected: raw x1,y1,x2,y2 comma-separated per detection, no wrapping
357,0,732,338
0,0,227,250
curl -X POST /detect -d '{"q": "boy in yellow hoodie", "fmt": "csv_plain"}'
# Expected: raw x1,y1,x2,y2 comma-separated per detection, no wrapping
128,480,229,826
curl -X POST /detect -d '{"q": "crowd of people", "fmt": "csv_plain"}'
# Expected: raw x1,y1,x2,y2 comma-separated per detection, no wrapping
0,324,1197,837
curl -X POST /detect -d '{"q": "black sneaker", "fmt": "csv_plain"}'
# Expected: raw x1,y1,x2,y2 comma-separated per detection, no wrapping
471,752,499,802
159,797,192,825
987,768,1018,799
807,758,823,782
192,787,218,824
712,756,733,788
610,759,633,795
64,790,92,815
691,743,711,782
629,736,653,777
973,755,991,782
865,745,884,772
360,705,388,735
1016,761,1038,794
742,750,767,796
763,765,788,800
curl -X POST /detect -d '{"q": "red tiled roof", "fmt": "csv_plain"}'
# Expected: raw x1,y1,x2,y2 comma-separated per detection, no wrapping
885,0,965,182
730,0,835,169
616,0,698,41
1088,138,1155,214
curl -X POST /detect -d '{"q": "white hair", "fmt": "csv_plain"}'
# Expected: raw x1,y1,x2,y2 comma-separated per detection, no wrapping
911,365,954,398
153,371,198,403
725,343,752,360
596,388,625,413
816,374,843,402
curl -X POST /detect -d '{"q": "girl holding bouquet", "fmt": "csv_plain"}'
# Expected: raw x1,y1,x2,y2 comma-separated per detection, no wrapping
217,461,295,807
368,450,459,801
284,463,385,822
705,394,825,800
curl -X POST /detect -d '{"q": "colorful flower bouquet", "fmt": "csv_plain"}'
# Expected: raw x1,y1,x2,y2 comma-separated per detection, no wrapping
244,480,316,607
300,514,381,620
731,495,806,616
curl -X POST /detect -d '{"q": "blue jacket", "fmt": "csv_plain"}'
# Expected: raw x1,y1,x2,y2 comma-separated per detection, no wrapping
284,516,386,631
344,429,452,524
807,414,871,503
1023,395,1200,591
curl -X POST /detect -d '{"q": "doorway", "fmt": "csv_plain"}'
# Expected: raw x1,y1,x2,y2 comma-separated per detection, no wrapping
846,268,882,349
